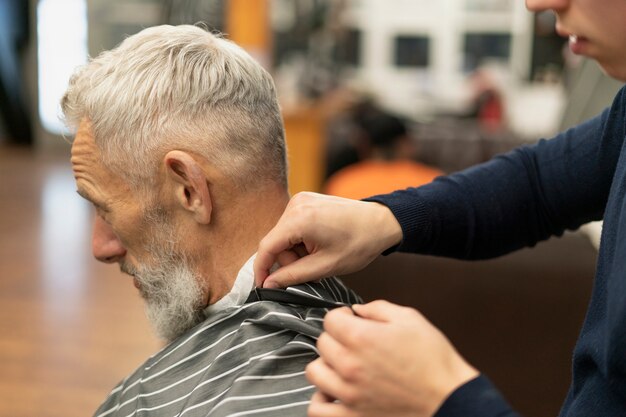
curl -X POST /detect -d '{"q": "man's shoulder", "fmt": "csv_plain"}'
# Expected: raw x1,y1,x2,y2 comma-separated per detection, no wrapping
93,277,361,417
112,277,359,385
94,301,318,417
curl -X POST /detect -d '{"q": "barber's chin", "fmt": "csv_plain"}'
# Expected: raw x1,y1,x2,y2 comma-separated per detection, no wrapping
599,62,626,83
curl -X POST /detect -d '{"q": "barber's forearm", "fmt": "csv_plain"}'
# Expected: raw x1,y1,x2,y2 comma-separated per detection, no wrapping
369,201,403,252
363,152,546,260
367,146,600,259
434,375,521,417
367,106,621,260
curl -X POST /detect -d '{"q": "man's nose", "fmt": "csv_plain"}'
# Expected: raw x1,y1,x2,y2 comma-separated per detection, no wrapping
525,0,569,12
92,215,126,263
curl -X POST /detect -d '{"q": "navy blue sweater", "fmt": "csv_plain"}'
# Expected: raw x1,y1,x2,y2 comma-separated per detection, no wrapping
367,85,626,416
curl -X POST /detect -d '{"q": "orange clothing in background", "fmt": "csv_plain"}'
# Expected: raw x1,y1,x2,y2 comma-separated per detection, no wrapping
324,160,443,200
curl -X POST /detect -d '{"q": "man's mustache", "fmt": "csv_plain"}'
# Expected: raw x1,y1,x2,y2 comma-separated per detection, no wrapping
120,262,138,276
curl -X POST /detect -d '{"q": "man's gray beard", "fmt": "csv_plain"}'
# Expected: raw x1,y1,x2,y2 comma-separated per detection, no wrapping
122,212,207,342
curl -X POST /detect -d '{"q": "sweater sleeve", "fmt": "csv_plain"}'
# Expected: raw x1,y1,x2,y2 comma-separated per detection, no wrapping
434,375,521,417
366,87,626,259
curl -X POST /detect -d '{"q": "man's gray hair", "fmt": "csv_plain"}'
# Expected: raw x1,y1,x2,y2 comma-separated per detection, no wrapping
62,24,287,190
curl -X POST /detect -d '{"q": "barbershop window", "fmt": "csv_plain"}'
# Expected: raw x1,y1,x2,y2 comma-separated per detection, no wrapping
463,33,511,72
464,0,513,12
394,35,430,68
37,0,88,134
334,28,362,67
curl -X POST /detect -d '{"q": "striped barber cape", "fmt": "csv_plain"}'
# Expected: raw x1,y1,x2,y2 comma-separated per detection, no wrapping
94,277,361,417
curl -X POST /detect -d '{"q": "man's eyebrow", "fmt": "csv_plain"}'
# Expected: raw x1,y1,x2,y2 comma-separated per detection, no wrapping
76,189,89,200
76,189,99,206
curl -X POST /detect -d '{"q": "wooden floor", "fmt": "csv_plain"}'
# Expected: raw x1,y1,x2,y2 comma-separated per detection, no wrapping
0,145,160,417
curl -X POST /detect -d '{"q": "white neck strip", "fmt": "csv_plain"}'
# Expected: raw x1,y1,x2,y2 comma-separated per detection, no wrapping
203,254,256,316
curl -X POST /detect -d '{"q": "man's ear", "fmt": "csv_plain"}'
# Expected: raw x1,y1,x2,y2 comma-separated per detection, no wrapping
163,150,212,225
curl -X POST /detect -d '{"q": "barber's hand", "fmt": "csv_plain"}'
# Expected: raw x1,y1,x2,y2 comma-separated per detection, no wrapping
306,300,479,417
254,192,402,288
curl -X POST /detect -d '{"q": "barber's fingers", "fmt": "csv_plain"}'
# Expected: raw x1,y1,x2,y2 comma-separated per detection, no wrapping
261,252,337,289
322,307,379,350
254,193,313,287
306,358,360,406
308,392,360,417
275,249,301,268
322,302,426,351
316,331,363,380
254,217,317,287
274,243,310,267
253,231,298,287
310,390,335,404
352,300,420,323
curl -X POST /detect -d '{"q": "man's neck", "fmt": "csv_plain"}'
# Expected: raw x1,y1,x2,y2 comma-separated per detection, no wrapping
197,185,289,306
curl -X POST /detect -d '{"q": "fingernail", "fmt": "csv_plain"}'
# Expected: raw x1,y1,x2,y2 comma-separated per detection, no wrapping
264,280,279,289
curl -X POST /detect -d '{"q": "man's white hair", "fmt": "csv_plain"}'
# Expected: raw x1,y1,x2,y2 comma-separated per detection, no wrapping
62,24,287,190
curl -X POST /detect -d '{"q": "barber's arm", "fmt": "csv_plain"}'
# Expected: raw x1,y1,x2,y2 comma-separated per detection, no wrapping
306,300,520,417
255,105,619,289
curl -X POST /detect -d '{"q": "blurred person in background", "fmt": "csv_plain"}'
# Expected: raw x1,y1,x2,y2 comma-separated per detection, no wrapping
254,0,626,416
465,68,505,133
324,107,443,200
63,24,360,417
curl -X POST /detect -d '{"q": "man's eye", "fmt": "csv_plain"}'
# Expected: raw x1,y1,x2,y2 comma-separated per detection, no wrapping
95,206,110,222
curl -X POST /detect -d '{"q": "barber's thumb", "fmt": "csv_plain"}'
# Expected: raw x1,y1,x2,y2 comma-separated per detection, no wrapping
262,258,320,289
261,267,297,289
352,300,410,322
262,278,281,289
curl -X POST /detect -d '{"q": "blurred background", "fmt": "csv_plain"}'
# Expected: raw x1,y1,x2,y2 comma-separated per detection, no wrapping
0,0,623,416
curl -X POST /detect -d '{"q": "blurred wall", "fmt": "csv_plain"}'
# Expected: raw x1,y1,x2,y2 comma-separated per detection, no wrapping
334,0,534,118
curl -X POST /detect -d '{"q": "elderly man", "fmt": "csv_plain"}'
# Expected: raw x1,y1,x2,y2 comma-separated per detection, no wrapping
63,25,359,417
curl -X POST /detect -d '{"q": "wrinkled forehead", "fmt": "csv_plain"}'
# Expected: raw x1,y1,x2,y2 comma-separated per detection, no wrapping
70,120,102,175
